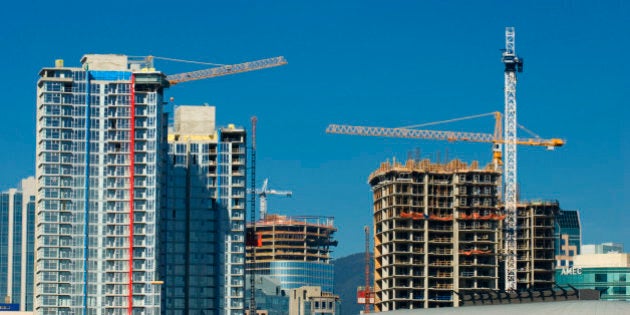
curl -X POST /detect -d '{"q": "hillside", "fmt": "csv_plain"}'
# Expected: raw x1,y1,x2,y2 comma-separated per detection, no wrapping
334,252,372,315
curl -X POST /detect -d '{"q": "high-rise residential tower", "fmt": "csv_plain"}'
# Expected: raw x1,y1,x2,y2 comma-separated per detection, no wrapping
0,177,36,311
162,105,247,315
35,55,168,315
369,158,502,311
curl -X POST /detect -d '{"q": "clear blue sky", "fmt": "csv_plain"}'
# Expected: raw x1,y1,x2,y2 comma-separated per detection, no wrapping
0,1,627,257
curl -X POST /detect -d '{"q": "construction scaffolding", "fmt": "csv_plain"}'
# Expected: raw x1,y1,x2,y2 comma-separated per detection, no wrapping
370,158,502,310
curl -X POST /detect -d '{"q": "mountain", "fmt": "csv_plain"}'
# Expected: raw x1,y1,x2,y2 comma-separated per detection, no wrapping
334,252,372,315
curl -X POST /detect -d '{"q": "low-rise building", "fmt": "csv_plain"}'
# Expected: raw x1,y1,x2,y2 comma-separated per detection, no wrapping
555,253,630,301
288,287,339,315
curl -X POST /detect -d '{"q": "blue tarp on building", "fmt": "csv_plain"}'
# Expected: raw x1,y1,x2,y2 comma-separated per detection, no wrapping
0,304,20,311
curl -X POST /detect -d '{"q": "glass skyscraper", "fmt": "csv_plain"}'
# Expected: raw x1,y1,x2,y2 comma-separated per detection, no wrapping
35,55,168,315
555,209,582,267
162,106,247,315
247,215,337,299
264,261,334,293
0,177,36,311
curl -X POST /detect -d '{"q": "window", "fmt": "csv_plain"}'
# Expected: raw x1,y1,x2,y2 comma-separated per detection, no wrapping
595,274,607,282
613,286,626,295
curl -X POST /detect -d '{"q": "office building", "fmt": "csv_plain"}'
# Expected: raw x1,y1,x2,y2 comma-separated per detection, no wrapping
555,210,582,268
0,177,36,311
369,158,502,310
35,55,168,315
555,253,630,301
162,105,247,315
246,215,337,293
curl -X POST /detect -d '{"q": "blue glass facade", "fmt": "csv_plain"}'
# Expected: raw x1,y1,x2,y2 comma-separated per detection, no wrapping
555,267,630,300
25,196,35,311
0,193,9,300
555,210,581,267
0,178,36,311
266,261,334,293
11,193,22,305
161,107,247,315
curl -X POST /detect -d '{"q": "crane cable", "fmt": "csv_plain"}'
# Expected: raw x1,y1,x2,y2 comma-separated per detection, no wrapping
398,112,498,129
129,55,226,66
399,111,543,139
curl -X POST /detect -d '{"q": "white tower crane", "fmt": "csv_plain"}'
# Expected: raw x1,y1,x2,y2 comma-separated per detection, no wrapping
502,26,524,292
256,178,292,219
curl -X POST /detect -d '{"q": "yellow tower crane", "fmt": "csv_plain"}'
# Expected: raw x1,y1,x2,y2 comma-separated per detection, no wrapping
326,111,564,171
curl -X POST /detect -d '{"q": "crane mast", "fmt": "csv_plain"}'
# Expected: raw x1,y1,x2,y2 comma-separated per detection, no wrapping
502,26,523,292
364,226,372,314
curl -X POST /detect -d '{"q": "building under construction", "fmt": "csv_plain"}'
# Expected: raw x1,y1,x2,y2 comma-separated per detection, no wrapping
513,201,558,290
370,158,502,310
246,214,338,293
368,158,559,311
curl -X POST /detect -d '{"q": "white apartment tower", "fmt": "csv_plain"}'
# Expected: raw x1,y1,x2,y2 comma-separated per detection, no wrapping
162,106,247,315
35,55,168,315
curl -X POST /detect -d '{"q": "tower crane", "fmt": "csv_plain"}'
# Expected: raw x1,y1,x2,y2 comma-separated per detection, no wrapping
326,27,563,293
130,55,288,85
501,26,523,292
255,178,292,220
326,110,563,166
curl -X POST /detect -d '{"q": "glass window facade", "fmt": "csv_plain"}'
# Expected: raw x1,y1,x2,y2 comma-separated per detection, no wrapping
555,267,630,301
0,178,36,311
161,110,247,315
267,262,335,293
35,57,167,315
554,210,581,267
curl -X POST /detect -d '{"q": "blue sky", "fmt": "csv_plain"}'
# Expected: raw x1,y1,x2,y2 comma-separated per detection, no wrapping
0,1,627,257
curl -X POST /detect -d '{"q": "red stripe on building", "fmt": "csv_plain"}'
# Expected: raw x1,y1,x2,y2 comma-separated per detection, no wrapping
129,74,135,314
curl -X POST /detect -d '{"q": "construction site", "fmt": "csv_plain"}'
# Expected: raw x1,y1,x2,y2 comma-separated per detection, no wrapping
363,158,560,311
246,214,338,293
23,19,591,315
325,27,568,312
